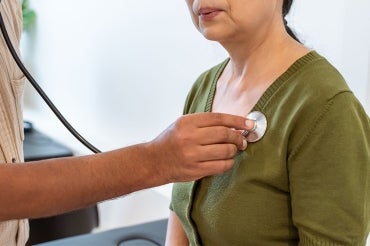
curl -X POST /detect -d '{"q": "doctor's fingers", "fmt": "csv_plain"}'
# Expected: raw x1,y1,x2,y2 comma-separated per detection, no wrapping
196,126,247,151
195,158,236,176
195,143,240,162
185,112,253,131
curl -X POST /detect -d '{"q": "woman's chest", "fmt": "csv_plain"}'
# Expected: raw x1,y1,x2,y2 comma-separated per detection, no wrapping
190,154,297,245
211,81,270,116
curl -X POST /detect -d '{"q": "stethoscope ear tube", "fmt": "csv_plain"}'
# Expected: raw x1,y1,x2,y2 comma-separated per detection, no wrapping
0,10,101,153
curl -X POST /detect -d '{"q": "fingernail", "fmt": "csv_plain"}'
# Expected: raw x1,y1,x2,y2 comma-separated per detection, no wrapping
242,139,247,150
245,119,255,129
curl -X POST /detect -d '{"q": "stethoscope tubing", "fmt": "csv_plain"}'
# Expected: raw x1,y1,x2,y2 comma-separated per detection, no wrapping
0,7,101,153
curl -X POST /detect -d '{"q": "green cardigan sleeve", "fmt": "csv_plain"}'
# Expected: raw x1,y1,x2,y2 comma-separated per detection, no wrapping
288,91,370,245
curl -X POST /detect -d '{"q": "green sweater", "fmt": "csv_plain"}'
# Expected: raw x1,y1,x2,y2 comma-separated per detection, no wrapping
170,51,370,245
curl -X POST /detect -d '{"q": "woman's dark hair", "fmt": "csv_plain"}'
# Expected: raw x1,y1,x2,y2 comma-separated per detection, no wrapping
282,0,300,42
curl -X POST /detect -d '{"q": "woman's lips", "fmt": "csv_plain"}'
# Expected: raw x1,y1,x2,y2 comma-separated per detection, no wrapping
198,8,222,21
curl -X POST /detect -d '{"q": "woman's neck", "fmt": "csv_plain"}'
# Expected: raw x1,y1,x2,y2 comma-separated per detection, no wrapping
221,32,309,89
212,34,309,116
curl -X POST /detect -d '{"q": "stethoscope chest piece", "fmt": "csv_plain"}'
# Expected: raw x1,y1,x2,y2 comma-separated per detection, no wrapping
242,111,267,143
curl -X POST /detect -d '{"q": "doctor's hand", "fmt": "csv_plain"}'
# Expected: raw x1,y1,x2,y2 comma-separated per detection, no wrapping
0,112,253,220
147,112,255,182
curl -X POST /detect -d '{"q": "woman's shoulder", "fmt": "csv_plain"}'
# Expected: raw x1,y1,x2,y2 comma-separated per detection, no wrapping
275,51,353,105
293,51,350,92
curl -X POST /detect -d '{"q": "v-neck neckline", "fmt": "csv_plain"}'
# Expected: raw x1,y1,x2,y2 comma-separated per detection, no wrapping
204,51,320,113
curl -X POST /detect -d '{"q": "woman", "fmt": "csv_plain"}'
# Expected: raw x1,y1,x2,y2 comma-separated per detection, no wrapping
166,0,370,245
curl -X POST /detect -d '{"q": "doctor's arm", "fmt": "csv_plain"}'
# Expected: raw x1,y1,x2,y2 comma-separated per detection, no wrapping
0,113,253,221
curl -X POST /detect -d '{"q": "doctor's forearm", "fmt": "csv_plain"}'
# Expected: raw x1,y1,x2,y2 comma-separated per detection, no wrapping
0,143,164,221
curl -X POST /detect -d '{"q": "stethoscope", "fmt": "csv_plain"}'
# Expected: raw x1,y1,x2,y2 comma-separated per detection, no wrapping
0,2,267,152
242,111,267,142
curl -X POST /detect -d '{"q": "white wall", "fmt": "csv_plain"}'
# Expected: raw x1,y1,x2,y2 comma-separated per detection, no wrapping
22,0,226,154
288,0,370,108
21,0,370,233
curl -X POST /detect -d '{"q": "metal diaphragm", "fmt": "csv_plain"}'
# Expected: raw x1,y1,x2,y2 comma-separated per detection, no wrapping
242,111,267,142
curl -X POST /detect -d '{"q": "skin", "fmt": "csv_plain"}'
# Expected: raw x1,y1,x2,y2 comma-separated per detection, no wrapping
0,112,255,220
166,0,310,245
